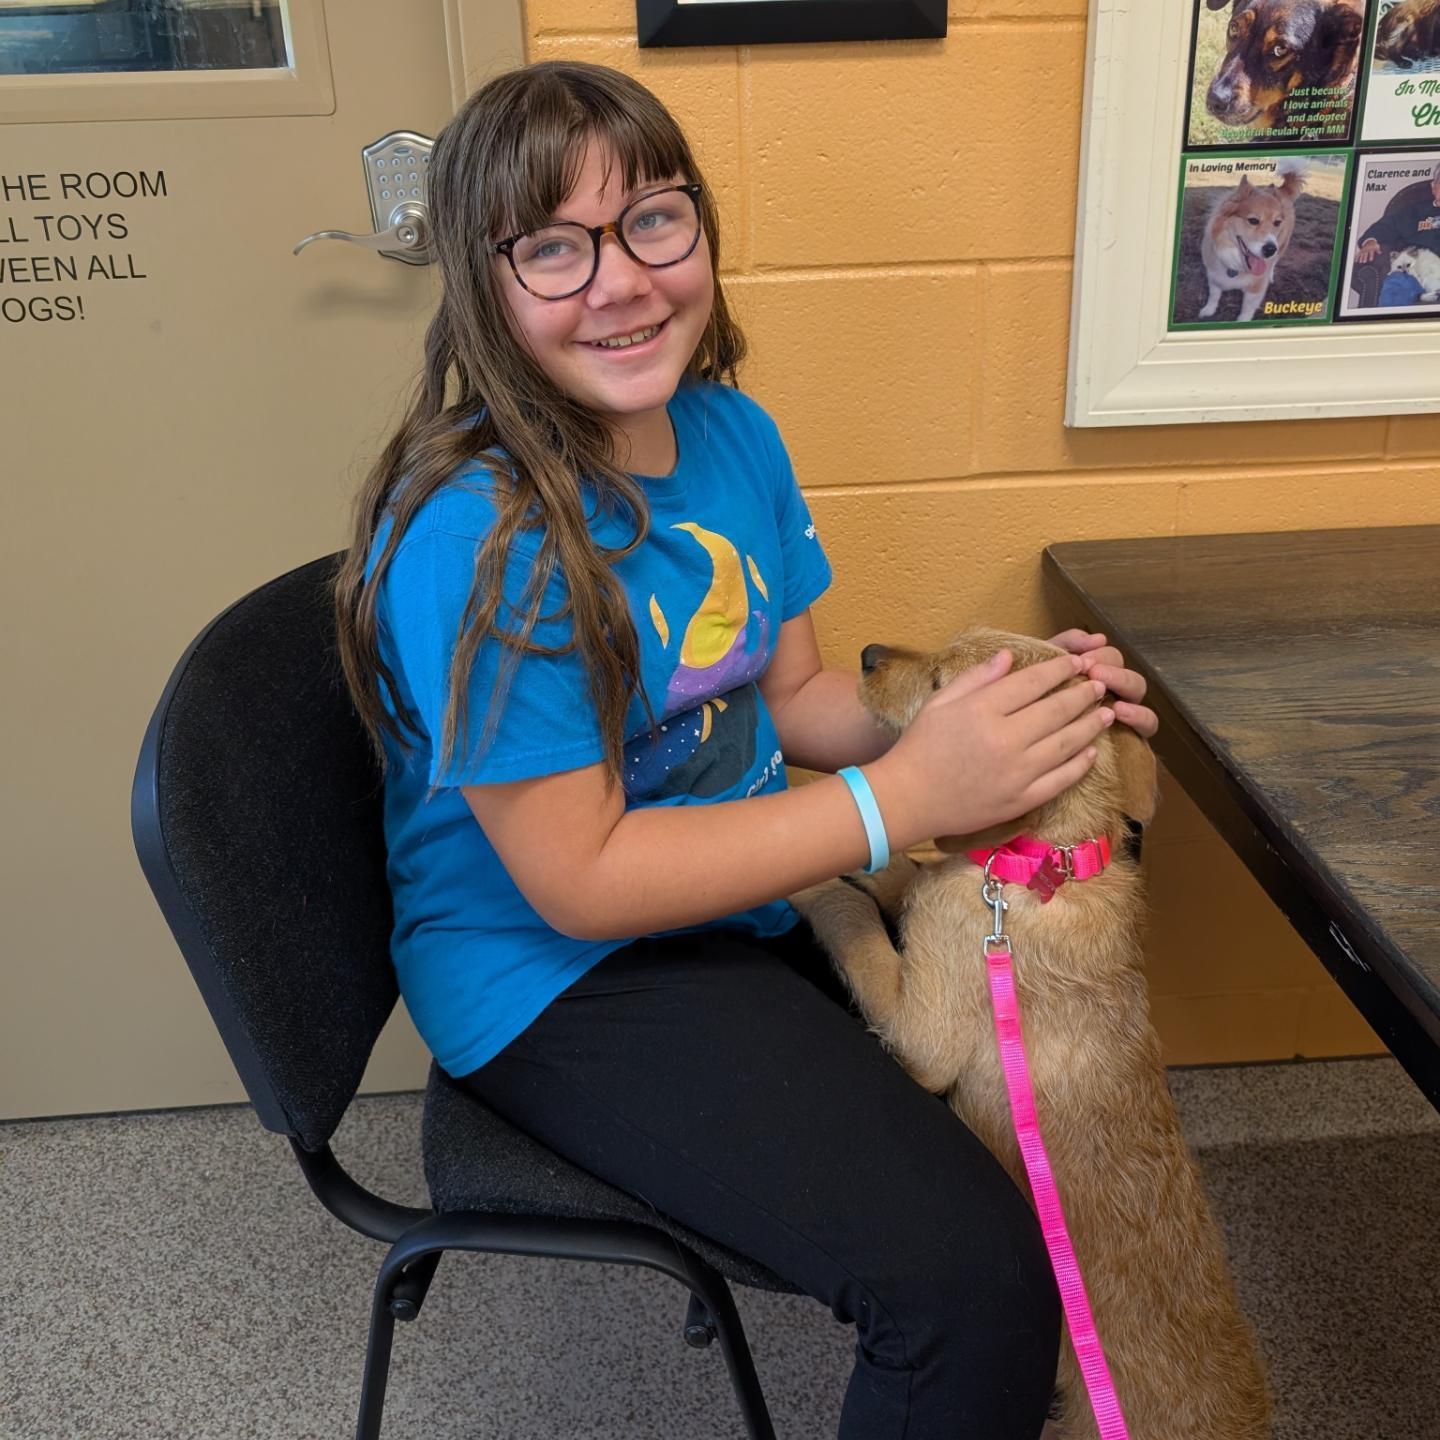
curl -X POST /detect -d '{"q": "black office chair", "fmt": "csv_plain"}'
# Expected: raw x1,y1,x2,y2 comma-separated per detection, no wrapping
129,551,803,1440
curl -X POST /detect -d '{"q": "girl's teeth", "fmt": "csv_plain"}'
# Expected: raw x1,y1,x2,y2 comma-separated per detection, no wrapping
594,324,660,349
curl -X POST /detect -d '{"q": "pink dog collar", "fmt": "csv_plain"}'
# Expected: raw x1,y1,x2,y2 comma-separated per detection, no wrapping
964,834,1112,903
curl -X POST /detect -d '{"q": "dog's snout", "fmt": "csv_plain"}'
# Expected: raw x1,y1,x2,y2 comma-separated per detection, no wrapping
860,644,890,674
1261,241,1277,257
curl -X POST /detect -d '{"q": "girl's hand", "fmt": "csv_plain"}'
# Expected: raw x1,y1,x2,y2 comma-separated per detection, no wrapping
1047,629,1160,740
870,651,1111,848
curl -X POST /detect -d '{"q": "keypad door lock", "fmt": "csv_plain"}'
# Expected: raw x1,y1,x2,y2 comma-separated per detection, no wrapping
294,131,434,266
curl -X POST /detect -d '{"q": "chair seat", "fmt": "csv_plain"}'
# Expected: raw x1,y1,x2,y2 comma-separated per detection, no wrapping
422,1063,805,1294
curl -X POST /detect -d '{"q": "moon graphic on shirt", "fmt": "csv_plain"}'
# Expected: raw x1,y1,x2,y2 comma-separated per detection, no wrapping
623,521,775,801
675,523,748,662
665,522,771,708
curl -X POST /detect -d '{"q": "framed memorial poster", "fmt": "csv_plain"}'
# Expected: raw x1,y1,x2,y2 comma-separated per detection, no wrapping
636,0,946,49
1068,0,1440,425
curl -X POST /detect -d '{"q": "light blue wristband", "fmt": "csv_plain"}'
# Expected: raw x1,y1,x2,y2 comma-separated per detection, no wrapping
837,766,890,875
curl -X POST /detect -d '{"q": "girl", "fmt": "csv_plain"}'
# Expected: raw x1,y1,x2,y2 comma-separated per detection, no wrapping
335,59,1157,1440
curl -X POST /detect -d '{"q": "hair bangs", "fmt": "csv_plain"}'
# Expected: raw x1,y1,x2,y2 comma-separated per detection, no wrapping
484,77,691,241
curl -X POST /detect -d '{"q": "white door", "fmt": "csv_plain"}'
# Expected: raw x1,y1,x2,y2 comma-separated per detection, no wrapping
0,0,524,1118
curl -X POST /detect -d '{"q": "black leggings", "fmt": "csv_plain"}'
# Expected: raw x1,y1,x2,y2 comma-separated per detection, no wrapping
458,916,1061,1439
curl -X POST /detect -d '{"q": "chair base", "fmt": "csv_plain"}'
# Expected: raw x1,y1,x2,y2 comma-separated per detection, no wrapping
356,1210,777,1440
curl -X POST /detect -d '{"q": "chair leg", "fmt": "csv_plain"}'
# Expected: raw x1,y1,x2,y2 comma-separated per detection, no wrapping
355,1272,400,1440
683,1281,777,1440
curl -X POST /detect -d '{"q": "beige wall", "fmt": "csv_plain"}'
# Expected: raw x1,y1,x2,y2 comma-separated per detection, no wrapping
523,0,1440,1063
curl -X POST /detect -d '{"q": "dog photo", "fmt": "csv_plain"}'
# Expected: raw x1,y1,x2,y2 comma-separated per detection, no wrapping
1171,152,1347,325
1186,0,1367,147
1337,150,1440,314
1373,0,1440,68
788,628,1271,1440
1359,0,1440,139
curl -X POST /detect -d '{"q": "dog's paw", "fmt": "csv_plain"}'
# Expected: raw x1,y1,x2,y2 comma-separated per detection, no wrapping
1423,290,1440,303
845,853,923,921
788,875,892,954
1197,302,1219,319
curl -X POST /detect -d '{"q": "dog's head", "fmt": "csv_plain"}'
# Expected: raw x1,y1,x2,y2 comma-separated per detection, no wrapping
1391,244,1424,273
1375,0,1440,67
856,627,1158,856
1213,171,1301,268
1204,0,1364,126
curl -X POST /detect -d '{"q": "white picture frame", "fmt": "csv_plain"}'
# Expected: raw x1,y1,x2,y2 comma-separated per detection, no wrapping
1066,0,1440,428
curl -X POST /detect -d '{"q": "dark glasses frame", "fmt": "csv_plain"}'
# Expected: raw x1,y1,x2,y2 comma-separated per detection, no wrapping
489,183,704,300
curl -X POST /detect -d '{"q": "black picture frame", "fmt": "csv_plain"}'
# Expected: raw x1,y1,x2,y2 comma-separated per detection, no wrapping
637,0,947,49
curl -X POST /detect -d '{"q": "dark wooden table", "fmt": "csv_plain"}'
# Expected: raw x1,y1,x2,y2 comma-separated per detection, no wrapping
1043,526,1440,1110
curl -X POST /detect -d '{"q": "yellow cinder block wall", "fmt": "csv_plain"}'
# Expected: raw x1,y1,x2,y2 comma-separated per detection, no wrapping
520,1,1440,1063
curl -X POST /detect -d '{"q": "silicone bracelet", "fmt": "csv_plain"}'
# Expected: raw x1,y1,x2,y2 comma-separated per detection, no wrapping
837,766,890,875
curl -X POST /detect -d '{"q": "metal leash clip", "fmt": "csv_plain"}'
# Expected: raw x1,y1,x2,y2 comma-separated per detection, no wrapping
981,851,1009,952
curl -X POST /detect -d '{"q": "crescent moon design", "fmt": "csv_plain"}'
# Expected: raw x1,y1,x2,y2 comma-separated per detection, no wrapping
672,522,749,669
649,594,669,649
746,555,768,601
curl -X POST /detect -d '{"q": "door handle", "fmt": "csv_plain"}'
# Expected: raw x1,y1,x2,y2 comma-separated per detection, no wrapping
293,201,431,265
293,130,435,266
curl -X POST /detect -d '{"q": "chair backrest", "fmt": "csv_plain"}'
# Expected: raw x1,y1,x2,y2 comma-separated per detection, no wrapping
131,552,397,1151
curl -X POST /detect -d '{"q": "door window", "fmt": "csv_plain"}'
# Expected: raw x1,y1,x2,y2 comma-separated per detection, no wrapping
1,1,289,77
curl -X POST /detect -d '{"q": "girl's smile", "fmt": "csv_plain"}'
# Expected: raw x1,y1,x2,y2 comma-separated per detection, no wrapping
579,314,671,353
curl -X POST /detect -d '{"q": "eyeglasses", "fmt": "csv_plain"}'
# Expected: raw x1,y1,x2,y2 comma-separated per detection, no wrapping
490,183,703,301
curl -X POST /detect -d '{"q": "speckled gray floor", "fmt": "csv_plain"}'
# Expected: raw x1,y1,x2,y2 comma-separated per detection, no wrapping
2,1056,1435,1440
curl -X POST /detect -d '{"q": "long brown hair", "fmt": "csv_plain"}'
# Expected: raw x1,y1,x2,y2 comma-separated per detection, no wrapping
334,61,747,799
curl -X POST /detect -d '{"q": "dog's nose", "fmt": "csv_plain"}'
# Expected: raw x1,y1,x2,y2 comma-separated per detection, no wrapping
860,644,890,674
1262,241,1277,257
1206,74,1233,109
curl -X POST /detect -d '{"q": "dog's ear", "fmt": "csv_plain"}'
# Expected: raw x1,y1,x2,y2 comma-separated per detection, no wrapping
1112,724,1158,826
932,812,1039,857
1315,0,1364,71
1275,167,1305,198
1236,173,1253,196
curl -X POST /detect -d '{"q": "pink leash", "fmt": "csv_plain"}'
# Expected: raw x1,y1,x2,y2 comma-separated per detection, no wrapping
972,844,1131,1440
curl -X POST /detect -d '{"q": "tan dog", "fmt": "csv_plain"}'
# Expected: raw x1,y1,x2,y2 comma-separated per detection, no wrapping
789,628,1271,1440
1199,167,1302,322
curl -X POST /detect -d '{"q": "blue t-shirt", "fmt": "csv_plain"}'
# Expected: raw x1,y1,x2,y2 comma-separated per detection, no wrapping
365,377,833,1077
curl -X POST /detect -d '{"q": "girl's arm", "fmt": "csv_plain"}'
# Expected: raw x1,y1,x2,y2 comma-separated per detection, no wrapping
465,650,1102,942
760,609,894,772
770,668,895,772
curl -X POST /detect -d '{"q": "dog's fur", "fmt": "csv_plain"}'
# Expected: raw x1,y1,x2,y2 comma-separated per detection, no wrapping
1389,242,1440,300
1374,0,1440,68
1204,0,1364,135
1198,166,1302,321
789,628,1271,1440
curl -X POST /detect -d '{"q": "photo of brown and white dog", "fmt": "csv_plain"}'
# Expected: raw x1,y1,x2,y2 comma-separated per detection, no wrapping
1199,163,1303,320
789,628,1272,1440
1202,0,1365,138
1374,0,1440,68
